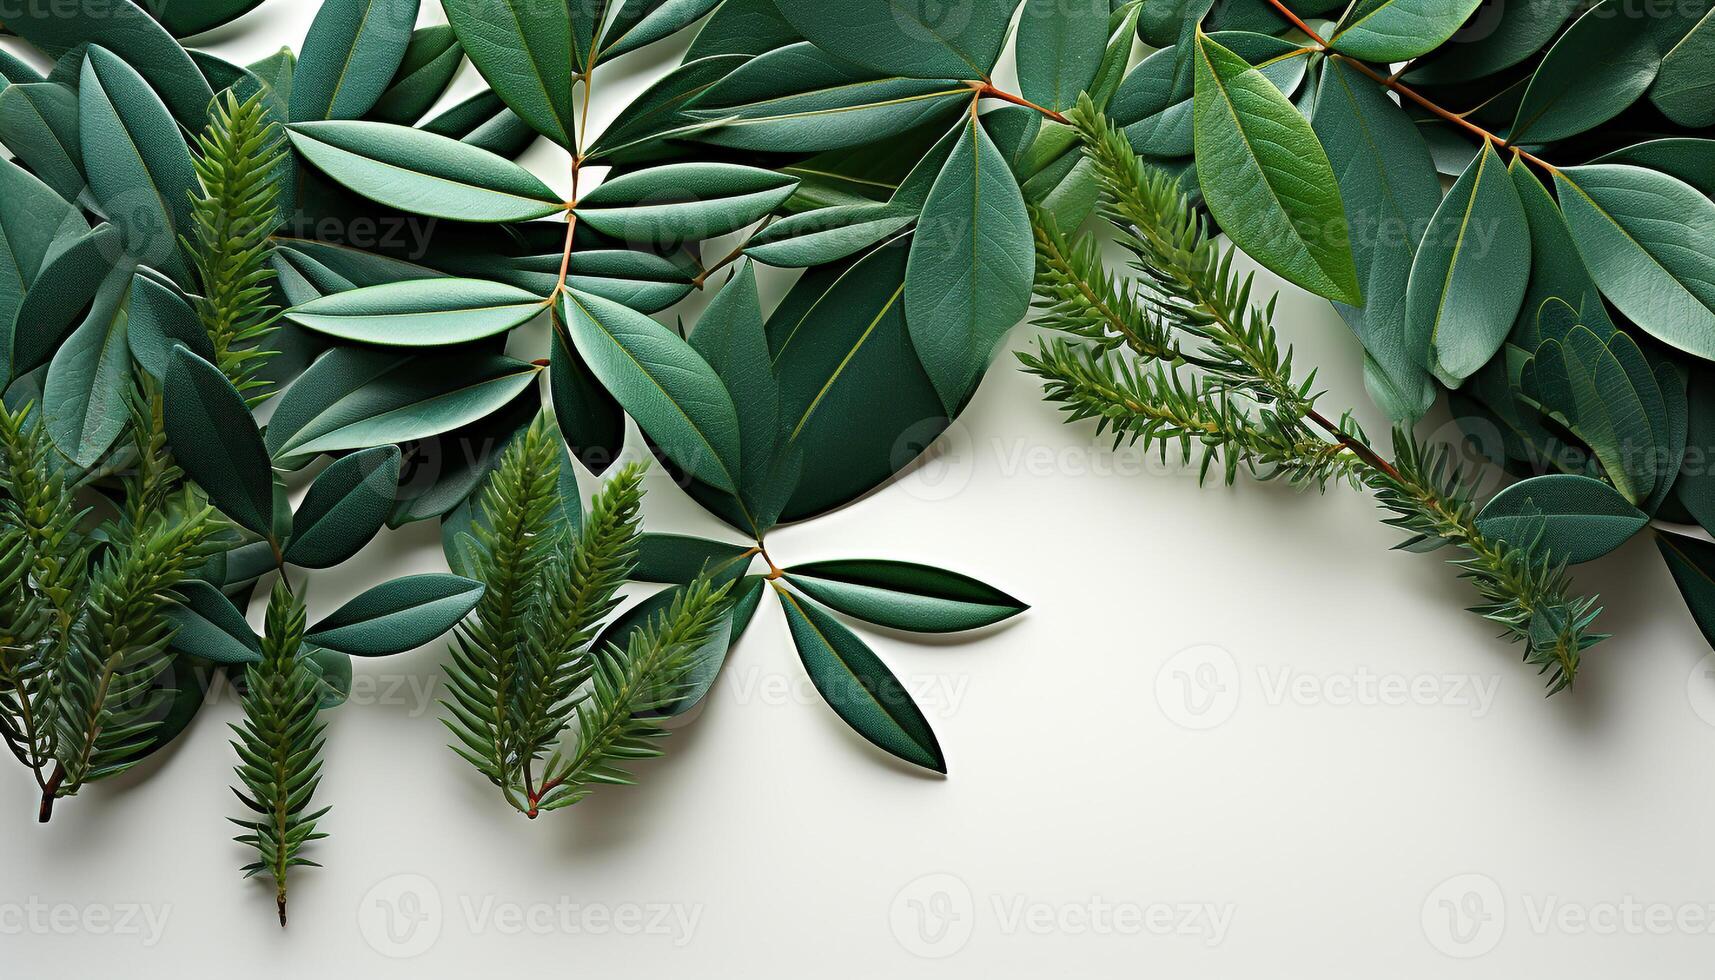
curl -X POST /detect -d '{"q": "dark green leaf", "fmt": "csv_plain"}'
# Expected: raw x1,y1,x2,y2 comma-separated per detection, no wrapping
1555,165,1715,362
420,88,539,157
284,445,402,568
307,573,485,656
285,278,546,346
0,82,85,204
1193,32,1361,306
366,24,464,126
1017,0,1108,112
389,386,537,527
587,55,747,164
563,288,742,492
550,314,626,475
1475,474,1648,564
43,263,133,468
0,157,84,385
5,0,213,129
634,533,756,584
142,0,269,37
1657,530,1715,649
772,0,1015,80
746,205,914,269
784,559,1027,633
601,0,724,60
164,581,263,665
1405,141,1530,387
442,0,579,148
1653,9,1715,127
127,273,215,382
1405,0,1579,84
686,0,800,59
1113,31,1308,159
292,0,421,122
1509,0,1659,144
1526,320,1663,505
1506,160,1616,352
288,120,565,222
303,647,354,710
1329,0,1483,62
907,112,1034,413
9,224,118,381
574,163,797,244
1594,139,1715,198
164,346,277,536
776,586,945,772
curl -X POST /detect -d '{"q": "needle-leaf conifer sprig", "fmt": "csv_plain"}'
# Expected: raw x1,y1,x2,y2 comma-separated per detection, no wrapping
1023,101,1604,692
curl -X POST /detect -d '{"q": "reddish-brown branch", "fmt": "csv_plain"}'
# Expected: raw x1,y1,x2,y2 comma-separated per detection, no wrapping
972,82,1071,125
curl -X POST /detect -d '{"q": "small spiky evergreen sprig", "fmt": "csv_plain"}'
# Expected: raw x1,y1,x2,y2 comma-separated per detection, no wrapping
1023,98,1604,693
50,495,222,811
0,525,55,789
531,576,733,814
187,88,286,402
231,581,329,928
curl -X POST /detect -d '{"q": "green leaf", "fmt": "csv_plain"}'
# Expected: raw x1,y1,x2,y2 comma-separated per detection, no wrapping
4,0,213,129
291,0,421,122
1657,530,1715,649
1555,165,1715,362
689,42,969,153
1112,32,1308,159
0,82,86,204
288,120,565,222
587,55,748,164
784,559,1026,633
283,445,402,568
1526,323,1662,505
635,533,756,584
776,586,945,772
1506,160,1616,352
9,224,119,381
0,157,84,384
1329,0,1483,62
745,205,915,269
163,580,263,665
1653,9,1715,127
306,573,485,656
1405,0,1579,84
43,264,133,468
1594,139,1715,198
1678,365,1715,530
601,0,724,60
574,163,797,244
686,0,800,59
1017,0,1107,112
127,273,216,382
1192,32,1361,306
390,388,537,528
1404,141,1530,388
1475,474,1648,565
906,112,1035,413
442,0,579,148
285,278,546,346
563,288,742,493
142,0,269,37
265,347,543,463
769,244,946,522
420,88,539,158
367,25,465,126
550,314,626,475
1509,0,1660,144
80,46,199,284
771,0,1014,81
303,647,354,710
1309,57,1442,422
164,347,277,536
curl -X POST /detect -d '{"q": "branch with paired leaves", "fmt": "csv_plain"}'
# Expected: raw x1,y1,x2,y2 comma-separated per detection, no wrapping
1022,101,1604,693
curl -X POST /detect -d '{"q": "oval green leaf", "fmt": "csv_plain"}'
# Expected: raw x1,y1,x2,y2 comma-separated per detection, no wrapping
284,444,402,569
306,573,485,657
164,346,276,536
286,278,546,346
634,533,756,585
784,559,1027,633
1475,474,1648,565
442,0,579,148
1509,0,1660,144
291,0,421,122
164,580,263,666
1330,0,1484,62
771,0,1013,80
574,162,798,244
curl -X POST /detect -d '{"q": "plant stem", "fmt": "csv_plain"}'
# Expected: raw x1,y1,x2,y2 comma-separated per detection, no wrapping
38,764,62,823
972,81,1072,125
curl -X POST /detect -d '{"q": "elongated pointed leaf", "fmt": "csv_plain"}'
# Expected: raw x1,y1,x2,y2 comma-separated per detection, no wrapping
776,586,945,772
288,120,565,222
1509,0,1659,144
443,0,579,148
5,0,213,129
284,445,402,568
286,278,546,346
9,224,118,381
574,163,797,244
1654,9,1715,127
1112,31,1308,159
1193,32,1361,306
1476,475,1648,565
1017,0,1108,112
689,42,969,153
550,314,626,475
80,46,199,283
1405,141,1530,388
563,288,742,492
164,347,276,535
421,88,539,158
307,573,484,656
586,55,747,164
367,25,465,126
143,0,269,37
1405,0,1578,84
1555,165,1715,362
1658,531,1715,649
1310,57,1441,421
601,0,724,60
127,273,215,382
686,0,800,59
906,112,1034,413
784,559,1027,633
44,264,133,468
266,347,543,463
1329,0,1483,62
0,82,86,204
0,157,84,385
164,581,263,665
292,0,422,122
635,534,756,584
689,261,781,502
745,205,914,269
1507,160,1615,352
772,0,1014,81
1527,322,1662,505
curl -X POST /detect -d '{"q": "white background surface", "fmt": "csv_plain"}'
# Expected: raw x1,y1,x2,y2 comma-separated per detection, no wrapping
4,3,1715,977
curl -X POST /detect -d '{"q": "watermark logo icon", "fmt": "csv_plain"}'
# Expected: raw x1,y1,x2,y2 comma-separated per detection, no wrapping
359,874,443,959
1155,644,1240,730
1422,873,1505,959
890,873,975,959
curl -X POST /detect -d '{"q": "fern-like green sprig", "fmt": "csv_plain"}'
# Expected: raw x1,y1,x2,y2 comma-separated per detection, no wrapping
532,576,733,814
231,581,329,928
187,88,286,402
1022,98,1604,692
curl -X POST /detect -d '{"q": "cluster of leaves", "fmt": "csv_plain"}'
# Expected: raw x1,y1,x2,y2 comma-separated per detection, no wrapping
1095,0,1715,667
1026,103,1603,691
